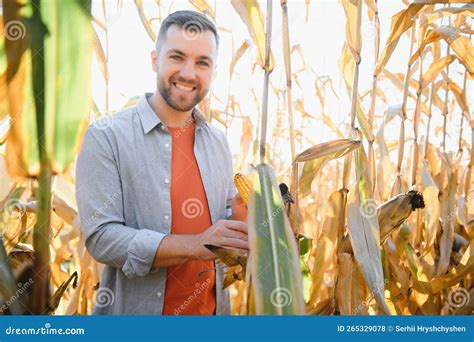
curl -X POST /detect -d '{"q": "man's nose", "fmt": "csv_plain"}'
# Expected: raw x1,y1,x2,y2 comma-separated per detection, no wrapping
179,61,196,80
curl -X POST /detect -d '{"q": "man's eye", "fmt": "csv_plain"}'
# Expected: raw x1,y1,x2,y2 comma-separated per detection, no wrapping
170,55,182,60
198,61,210,67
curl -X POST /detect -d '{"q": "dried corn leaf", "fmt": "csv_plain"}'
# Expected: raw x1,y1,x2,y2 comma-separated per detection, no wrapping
341,0,362,60
93,28,108,82
231,0,274,71
374,4,424,76
422,55,456,87
134,0,156,42
298,139,360,198
189,0,215,18
347,144,389,314
432,26,474,74
308,235,333,306
230,41,250,80
335,253,353,314
420,162,440,254
419,4,474,28
436,163,457,276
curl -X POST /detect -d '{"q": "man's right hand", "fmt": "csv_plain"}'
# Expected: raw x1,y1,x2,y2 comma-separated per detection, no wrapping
196,220,249,260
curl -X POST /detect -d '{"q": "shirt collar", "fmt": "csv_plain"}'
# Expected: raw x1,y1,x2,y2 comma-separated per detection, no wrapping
137,93,208,134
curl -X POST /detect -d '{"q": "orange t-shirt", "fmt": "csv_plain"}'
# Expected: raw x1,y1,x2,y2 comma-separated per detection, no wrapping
162,119,216,315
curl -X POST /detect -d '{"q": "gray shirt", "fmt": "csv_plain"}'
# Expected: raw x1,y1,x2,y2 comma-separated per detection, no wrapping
75,93,235,315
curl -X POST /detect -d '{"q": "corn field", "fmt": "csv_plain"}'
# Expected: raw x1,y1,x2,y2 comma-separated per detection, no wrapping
0,0,473,316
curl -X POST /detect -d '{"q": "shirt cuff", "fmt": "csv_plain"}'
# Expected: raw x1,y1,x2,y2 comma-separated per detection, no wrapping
122,229,166,279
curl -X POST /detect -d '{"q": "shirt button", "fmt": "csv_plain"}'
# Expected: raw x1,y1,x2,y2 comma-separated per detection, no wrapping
164,178,170,184
165,143,169,148
164,215,169,220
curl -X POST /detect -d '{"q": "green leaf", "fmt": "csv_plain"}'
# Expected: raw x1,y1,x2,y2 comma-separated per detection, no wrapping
0,17,8,120
298,234,312,303
4,0,92,177
248,163,305,314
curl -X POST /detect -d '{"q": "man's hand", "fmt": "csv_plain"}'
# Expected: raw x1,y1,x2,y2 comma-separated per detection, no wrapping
196,219,249,260
231,193,248,222
152,218,248,268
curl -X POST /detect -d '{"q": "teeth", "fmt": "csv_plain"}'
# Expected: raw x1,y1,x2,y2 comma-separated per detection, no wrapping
174,82,194,91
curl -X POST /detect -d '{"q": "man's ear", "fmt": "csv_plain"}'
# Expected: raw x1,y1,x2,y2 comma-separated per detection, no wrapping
151,50,158,72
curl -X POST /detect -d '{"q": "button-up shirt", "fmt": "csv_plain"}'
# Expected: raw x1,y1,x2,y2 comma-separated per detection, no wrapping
75,93,235,315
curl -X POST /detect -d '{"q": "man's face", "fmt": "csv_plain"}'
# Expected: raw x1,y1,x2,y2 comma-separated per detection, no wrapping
152,24,217,112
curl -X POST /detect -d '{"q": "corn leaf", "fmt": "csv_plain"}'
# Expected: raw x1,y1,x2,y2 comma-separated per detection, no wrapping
419,4,474,28
436,162,457,276
134,0,156,42
298,139,360,198
421,55,456,87
231,0,274,71
347,144,390,314
93,27,108,82
0,17,8,120
4,0,93,177
342,0,362,60
335,253,353,314
374,4,424,76
248,163,305,314
229,40,250,79
433,26,474,74
298,235,312,303
189,0,215,18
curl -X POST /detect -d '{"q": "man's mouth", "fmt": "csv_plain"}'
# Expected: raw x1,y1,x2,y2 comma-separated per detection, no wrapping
172,82,196,92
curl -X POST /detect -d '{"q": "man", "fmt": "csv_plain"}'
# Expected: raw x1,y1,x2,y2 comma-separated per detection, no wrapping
76,10,248,315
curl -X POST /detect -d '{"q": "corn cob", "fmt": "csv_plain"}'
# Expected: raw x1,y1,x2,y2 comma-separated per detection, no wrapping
234,173,252,204
204,244,247,289
341,190,425,253
378,190,425,243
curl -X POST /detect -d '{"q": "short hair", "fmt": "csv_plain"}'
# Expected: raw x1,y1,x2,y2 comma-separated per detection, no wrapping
155,10,219,52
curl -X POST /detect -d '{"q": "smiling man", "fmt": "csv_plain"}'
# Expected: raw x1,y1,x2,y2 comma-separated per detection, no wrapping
76,10,248,315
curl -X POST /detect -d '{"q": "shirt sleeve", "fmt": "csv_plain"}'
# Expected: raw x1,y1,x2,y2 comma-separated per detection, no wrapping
75,124,166,279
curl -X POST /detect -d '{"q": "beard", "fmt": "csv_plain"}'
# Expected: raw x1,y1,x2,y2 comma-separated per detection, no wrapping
157,75,208,112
